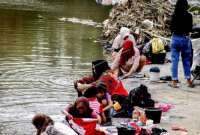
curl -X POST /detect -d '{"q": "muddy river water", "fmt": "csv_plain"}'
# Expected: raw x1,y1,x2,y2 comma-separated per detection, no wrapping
0,0,199,134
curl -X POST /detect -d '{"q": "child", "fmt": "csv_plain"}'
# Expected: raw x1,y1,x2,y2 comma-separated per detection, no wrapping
84,86,106,124
97,82,113,126
62,97,101,124
97,82,113,114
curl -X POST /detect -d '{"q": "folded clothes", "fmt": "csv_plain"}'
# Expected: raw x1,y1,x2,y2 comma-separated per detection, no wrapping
155,104,174,112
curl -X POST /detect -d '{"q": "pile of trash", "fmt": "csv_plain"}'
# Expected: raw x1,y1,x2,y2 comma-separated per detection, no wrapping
100,0,200,46
59,17,103,28
96,0,126,5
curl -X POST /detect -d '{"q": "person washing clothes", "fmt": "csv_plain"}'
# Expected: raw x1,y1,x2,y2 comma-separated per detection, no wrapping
112,40,146,78
61,97,101,124
168,0,195,88
73,60,128,104
31,113,69,135
111,27,136,61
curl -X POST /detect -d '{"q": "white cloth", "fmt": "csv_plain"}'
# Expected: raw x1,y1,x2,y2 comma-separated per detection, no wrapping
191,38,200,71
54,122,78,135
112,27,136,49
191,49,200,71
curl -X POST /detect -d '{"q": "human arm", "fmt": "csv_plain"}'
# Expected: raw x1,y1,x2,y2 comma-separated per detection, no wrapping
96,115,102,124
74,75,96,92
103,99,113,112
123,48,140,78
100,112,106,124
112,35,122,49
111,49,122,71
77,84,92,92
61,108,73,119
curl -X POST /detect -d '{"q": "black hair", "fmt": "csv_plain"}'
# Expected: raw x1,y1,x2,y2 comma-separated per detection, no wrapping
84,86,98,98
92,60,110,81
97,82,107,93
174,0,188,14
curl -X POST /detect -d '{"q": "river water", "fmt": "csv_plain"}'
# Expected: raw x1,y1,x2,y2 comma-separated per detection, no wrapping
0,0,112,134
0,0,200,134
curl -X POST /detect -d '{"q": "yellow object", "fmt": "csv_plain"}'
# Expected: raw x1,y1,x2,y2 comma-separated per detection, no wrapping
151,38,164,53
113,102,122,111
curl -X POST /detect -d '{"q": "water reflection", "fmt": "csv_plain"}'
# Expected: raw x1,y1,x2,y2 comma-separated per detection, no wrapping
0,0,112,134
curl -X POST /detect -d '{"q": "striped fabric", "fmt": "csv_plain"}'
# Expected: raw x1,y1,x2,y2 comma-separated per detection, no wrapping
87,98,103,114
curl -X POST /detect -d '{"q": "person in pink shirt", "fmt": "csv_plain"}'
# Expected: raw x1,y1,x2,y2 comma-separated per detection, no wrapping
84,86,106,125
112,40,146,78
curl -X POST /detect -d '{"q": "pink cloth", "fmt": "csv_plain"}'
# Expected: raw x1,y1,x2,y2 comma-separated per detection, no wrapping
112,47,140,72
112,27,136,49
155,104,174,112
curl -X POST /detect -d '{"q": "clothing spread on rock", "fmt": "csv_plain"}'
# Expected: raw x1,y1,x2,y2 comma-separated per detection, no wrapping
82,69,128,97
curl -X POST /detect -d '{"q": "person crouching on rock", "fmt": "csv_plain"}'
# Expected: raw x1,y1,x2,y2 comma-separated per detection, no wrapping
112,27,136,61
62,97,101,124
73,59,128,105
112,40,146,78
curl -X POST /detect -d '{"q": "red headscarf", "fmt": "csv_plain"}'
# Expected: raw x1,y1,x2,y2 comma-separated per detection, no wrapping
119,40,135,66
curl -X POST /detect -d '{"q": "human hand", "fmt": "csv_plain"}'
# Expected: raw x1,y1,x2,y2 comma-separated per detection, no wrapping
73,79,80,85
96,117,102,124
122,74,130,78
67,114,73,119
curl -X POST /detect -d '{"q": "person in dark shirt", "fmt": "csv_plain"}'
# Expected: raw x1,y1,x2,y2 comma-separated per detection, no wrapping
168,0,195,88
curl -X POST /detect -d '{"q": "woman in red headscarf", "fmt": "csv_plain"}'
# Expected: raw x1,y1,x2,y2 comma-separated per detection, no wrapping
112,40,146,78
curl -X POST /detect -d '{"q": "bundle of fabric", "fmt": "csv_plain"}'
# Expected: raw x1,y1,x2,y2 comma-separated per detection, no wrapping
69,118,106,135
122,84,155,109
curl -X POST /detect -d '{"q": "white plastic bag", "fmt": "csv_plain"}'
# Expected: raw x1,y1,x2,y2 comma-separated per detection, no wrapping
142,19,153,29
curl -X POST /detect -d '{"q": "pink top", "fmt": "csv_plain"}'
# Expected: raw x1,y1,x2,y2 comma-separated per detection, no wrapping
112,27,136,49
65,107,98,118
112,47,140,72
87,98,103,114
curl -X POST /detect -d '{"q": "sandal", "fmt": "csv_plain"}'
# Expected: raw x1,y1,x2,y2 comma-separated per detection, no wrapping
187,83,196,88
178,127,187,132
172,125,179,130
167,83,179,88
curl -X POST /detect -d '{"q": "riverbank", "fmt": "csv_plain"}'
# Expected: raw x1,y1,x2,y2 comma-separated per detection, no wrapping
116,55,200,134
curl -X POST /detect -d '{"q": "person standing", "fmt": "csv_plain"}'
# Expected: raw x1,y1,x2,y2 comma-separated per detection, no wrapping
168,0,195,88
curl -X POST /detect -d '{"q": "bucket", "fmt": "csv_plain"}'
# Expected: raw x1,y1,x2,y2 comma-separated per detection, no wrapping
117,127,136,135
145,107,163,123
113,102,122,111
149,72,160,81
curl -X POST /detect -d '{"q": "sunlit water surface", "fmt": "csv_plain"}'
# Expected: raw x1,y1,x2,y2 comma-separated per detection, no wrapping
0,0,112,134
